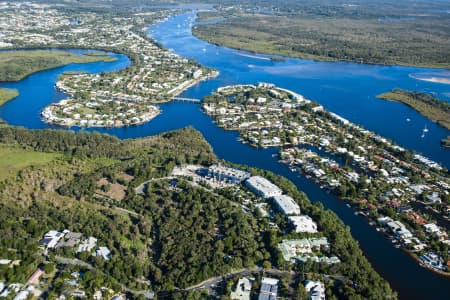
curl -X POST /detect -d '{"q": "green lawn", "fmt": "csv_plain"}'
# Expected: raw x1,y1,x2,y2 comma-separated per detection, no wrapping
0,144,60,180
0,88,19,106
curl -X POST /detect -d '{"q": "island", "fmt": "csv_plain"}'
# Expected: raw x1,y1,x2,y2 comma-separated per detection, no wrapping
0,88,19,106
0,50,116,82
377,89,450,148
0,125,395,299
202,83,450,275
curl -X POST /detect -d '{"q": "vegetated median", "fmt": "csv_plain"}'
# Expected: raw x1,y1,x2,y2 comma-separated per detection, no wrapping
0,50,116,82
0,88,19,106
377,89,450,148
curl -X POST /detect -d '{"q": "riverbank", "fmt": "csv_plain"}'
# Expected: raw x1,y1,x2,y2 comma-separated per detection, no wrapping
377,89,450,130
377,89,450,148
192,14,450,70
0,88,18,106
40,70,218,128
0,50,116,82
201,83,450,276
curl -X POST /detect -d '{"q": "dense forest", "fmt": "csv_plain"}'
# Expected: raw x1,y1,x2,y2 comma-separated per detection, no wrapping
0,126,395,299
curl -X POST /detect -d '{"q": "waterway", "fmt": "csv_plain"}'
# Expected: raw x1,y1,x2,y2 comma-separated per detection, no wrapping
1,13,450,300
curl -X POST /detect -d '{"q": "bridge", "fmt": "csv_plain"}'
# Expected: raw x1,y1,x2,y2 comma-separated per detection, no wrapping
172,97,201,103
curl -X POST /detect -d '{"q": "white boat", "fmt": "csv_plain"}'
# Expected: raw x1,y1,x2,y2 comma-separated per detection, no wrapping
423,124,429,133
406,118,411,122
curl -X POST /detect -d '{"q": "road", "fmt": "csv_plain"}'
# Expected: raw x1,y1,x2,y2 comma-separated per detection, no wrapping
55,256,93,269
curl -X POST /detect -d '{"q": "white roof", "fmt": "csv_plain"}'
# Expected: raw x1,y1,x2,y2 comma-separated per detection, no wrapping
272,195,301,215
246,176,282,198
261,277,279,285
289,216,317,233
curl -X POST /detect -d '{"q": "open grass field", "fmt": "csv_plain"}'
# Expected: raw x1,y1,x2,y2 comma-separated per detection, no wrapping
0,88,19,106
0,50,116,82
0,144,60,180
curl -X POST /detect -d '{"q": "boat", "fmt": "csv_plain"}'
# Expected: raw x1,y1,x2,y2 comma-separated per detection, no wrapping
423,124,429,133
406,118,411,122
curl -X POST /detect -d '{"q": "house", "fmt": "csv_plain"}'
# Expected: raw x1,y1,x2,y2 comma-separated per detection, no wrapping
57,232,82,248
304,280,325,300
207,164,251,184
289,216,318,233
39,230,66,249
77,237,97,253
272,194,301,215
311,106,323,113
28,269,44,285
94,247,111,260
386,221,413,239
13,290,30,300
230,277,252,300
278,238,330,261
426,192,442,204
258,277,278,300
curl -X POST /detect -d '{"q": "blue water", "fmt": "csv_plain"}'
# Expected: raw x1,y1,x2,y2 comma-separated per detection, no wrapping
0,49,130,128
1,13,450,299
150,12,450,169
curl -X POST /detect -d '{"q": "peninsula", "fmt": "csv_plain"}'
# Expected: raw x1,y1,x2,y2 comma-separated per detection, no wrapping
202,83,450,275
377,89,450,147
0,50,115,82
0,88,18,106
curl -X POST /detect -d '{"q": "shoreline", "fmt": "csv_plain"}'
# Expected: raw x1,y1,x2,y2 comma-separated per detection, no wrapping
41,109,161,128
0,88,19,107
376,90,450,132
403,248,450,278
201,83,450,278
192,30,450,70
0,49,118,83
42,70,219,129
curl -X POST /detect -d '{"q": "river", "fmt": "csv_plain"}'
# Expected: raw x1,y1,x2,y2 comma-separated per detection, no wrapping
1,13,450,300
